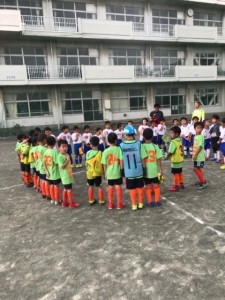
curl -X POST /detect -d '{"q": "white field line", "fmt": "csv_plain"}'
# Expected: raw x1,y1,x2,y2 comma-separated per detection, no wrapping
0,184,23,190
162,196,225,238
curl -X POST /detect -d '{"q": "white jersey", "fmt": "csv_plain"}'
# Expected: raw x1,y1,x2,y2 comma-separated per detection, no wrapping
220,126,225,143
102,128,113,146
57,132,72,144
138,125,149,141
180,124,191,137
152,127,158,137
157,124,167,136
189,124,196,136
94,134,104,145
72,133,82,144
114,129,123,140
202,128,211,139
82,133,92,145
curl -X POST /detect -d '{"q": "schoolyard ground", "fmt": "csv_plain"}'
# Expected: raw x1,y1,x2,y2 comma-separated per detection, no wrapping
1,139,225,300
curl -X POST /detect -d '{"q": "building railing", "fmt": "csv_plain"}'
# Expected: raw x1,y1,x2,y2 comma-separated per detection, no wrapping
132,23,175,37
217,66,225,76
21,15,78,32
26,65,82,80
135,65,176,78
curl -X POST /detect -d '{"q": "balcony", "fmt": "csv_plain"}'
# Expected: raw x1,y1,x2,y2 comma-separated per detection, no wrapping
135,66,175,79
0,65,27,85
175,25,217,41
132,23,175,38
0,9,22,32
176,65,217,81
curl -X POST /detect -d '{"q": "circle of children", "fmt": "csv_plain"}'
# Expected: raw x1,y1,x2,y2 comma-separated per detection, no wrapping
16,112,224,211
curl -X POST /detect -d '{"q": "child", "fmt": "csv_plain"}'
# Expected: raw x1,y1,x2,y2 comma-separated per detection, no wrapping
138,118,149,143
141,128,163,207
114,123,123,146
157,117,167,154
101,132,125,210
193,122,207,188
209,114,221,163
57,140,80,208
82,125,92,156
150,121,158,145
202,119,211,161
28,135,38,190
57,126,73,166
95,128,104,152
180,117,192,158
44,127,56,139
172,118,179,127
86,136,105,205
44,136,61,205
20,135,33,187
72,126,83,168
15,133,25,179
219,118,225,170
127,120,137,135
168,126,184,192
102,121,113,149
189,116,199,156
120,125,144,211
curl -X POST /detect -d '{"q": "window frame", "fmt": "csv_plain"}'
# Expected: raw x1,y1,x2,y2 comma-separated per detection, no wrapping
194,88,220,106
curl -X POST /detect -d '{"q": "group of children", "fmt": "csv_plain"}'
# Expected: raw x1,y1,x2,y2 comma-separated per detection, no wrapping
16,113,216,211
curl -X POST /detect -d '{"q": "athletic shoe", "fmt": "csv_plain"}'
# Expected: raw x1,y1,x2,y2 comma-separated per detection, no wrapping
117,203,125,210
198,182,207,189
99,200,106,205
155,202,161,207
51,200,54,204
61,202,69,207
179,184,185,189
132,205,138,211
108,203,114,209
194,182,201,187
78,164,83,168
138,203,144,209
169,185,179,192
27,183,34,188
47,196,51,201
42,195,47,199
69,202,80,208
76,164,79,168
147,202,154,207
220,165,225,170
54,201,59,206
89,199,96,206
71,164,75,168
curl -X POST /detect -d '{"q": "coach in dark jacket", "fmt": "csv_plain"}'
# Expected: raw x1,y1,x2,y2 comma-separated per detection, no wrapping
149,104,164,125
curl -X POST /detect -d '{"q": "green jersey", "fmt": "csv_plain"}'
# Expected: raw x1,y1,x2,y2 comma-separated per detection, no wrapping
36,145,47,174
43,149,60,180
30,146,38,170
141,143,163,178
193,134,205,162
168,138,183,169
15,141,21,152
101,146,123,180
86,149,103,179
57,153,74,185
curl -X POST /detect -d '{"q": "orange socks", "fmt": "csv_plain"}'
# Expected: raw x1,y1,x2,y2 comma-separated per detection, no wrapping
173,174,180,186
54,185,60,203
108,186,114,207
194,168,205,183
154,185,161,202
88,187,94,202
33,173,38,188
137,188,143,204
98,188,104,202
179,174,184,185
145,186,152,203
41,180,46,197
67,189,80,208
130,189,137,206
50,185,54,201
45,181,50,199
115,186,123,207
62,189,68,207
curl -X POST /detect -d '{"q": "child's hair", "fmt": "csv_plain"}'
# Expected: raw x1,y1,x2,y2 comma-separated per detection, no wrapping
44,126,52,132
96,127,102,132
105,121,111,126
46,136,56,147
22,134,30,140
117,123,122,129
34,127,41,134
154,104,160,108
108,132,117,144
84,125,90,130
150,120,155,126
37,133,47,142
194,121,204,129
170,126,181,135
28,129,35,137
221,117,225,124
17,133,24,141
159,117,165,122
127,120,133,124
180,117,188,122
73,125,80,130
143,128,153,140
58,139,68,148
142,118,148,122
212,114,219,120
31,135,38,146
203,119,209,125
90,136,99,147
62,125,69,131
192,116,199,121
173,118,179,123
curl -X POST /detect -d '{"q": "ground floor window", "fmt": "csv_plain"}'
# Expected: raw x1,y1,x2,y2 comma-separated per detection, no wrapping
4,91,51,118
110,89,147,112
62,90,103,121
155,87,186,114
194,88,220,106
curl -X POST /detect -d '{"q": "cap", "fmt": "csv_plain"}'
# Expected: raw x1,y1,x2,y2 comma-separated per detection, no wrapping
123,125,135,135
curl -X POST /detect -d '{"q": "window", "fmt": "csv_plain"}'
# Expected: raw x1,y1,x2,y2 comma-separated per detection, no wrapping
57,47,98,66
152,9,184,33
153,49,185,67
62,90,103,121
0,0,43,16
106,5,144,23
193,52,220,66
109,49,145,65
110,89,147,112
194,88,220,106
53,1,96,20
4,91,51,118
4,46,47,66
155,88,186,114
194,12,222,33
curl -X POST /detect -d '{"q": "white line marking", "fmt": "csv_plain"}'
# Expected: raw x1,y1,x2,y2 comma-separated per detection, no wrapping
72,170,85,175
0,184,23,190
162,196,225,238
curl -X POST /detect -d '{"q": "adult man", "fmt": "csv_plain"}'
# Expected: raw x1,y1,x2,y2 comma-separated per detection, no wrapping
150,104,164,125
192,100,205,122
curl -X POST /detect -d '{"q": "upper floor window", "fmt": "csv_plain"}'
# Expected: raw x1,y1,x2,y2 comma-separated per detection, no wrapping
153,49,185,66
106,5,144,23
0,0,43,16
193,52,220,66
194,88,220,106
109,48,145,65
57,47,99,66
193,12,222,31
53,1,97,20
152,9,184,33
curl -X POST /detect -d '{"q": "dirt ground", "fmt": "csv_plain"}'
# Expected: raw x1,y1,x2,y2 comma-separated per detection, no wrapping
1,139,225,300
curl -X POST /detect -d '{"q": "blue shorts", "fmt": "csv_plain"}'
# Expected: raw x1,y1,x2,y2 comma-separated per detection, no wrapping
194,161,204,168
182,137,190,147
67,144,72,155
84,144,91,154
152,136,158,144
158,135,165,145
220,142,225,155
189,135,195,147
98,144,105,152
117,139,122,146
204,138,211,150
74,143,82,156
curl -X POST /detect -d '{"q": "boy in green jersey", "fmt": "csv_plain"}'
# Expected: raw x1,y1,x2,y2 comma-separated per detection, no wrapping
28,135,38,189
44,136,61,205
141,128,164,207
101,132,125,210
86,136,104,206
193,122,207,189
57,140,80,208
168,126,184,192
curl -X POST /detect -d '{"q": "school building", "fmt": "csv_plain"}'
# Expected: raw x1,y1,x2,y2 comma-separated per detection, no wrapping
0,0,225,129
